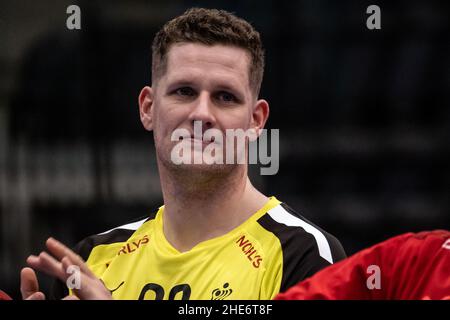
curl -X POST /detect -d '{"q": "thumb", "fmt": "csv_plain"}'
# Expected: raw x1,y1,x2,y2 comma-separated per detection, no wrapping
26,292,46,300
20,267,42,299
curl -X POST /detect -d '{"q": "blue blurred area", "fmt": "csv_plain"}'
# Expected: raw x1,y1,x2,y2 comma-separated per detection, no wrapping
0,0,449,299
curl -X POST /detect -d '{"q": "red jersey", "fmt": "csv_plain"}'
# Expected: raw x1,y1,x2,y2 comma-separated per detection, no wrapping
276,230,450,300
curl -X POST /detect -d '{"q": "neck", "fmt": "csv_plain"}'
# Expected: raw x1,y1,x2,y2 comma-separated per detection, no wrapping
158,163,268,252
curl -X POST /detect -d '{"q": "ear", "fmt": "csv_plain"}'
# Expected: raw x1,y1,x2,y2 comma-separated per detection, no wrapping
139,86,154,131
250,99,270,139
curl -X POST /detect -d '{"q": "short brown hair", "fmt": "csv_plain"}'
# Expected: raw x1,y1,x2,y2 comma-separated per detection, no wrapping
151,8,265,96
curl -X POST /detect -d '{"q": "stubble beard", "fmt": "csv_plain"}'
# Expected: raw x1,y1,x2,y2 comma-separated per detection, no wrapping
156,140,243,195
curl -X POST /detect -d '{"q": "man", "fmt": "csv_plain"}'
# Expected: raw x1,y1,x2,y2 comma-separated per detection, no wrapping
21,8,346,300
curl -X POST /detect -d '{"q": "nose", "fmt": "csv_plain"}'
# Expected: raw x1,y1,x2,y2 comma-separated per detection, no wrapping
188,91,216,131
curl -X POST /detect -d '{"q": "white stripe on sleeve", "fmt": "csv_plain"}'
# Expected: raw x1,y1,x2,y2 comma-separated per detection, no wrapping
268,205,334,263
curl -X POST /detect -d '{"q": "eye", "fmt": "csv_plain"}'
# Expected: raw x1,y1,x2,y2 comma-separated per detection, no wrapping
175,87,195,97
217,91,237,103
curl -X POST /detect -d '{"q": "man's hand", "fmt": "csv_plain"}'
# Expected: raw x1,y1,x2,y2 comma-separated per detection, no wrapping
25,237,113,300
20,267,46,300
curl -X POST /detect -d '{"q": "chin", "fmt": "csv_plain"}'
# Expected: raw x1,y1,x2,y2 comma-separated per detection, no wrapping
173,162,233,175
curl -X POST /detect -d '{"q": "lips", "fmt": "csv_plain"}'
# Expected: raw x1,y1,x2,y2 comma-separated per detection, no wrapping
189,137,214,147
174,129,219,146
179,133,215,145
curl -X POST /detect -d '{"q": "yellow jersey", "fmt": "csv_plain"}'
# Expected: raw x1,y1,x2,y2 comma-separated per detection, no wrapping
52,196,346,300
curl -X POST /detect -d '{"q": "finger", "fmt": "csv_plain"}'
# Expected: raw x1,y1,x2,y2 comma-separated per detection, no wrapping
20,267,39,299
62,256,112,300
26,291,46,300
46,238,94,277
27,252,67,282
62,295,80,300
61,256,92,298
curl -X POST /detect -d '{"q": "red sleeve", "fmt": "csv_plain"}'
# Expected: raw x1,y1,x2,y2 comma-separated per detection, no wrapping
0,290,12,300
275,230,450,300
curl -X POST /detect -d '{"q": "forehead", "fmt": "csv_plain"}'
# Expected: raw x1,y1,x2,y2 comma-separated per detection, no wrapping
163,43,251,86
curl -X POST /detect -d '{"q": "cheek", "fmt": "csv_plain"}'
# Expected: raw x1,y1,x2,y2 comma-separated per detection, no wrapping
221,109,252,130
153,104,187,140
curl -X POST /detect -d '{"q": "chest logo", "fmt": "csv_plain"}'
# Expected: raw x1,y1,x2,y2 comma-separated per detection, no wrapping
118,234,149,255
236,235,263,268
211,283,232,300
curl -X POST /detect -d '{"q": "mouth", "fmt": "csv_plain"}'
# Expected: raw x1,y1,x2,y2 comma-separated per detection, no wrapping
189,137,214,147
176,133,215,144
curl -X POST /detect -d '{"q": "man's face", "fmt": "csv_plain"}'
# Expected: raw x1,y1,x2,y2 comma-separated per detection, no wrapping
140,43,267,174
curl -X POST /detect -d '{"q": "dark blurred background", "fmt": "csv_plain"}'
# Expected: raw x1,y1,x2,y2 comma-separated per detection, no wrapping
0,0,449,299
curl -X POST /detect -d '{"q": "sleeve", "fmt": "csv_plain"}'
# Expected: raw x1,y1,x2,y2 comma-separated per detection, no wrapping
388,230,450,300
0,290,13,300
257,209,347,294
279,231,346,293
275,230,450,300
275,240,384,299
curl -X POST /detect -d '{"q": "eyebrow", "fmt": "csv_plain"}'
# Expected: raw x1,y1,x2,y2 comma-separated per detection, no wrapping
166,77,246,99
